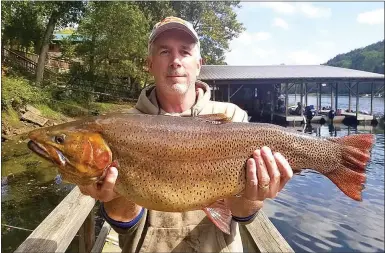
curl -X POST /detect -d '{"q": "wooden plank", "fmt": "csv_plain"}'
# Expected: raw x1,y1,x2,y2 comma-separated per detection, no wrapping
91,222,111,253
79,211,96,253
25,104,42,115
15,187,96,253
243,210,294,253
21,111,48,126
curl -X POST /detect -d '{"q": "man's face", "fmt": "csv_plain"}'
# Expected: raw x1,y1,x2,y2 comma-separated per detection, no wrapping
148,29,202,96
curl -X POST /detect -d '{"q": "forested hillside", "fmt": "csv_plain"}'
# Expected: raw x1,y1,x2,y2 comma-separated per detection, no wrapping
324,40,384,74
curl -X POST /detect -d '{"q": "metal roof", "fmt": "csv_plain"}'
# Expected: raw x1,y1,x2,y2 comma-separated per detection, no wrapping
198,65,385,80
52,33,83,42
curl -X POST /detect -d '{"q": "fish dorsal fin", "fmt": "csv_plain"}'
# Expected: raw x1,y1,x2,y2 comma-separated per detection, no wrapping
195,113,232,124
203,199,232,234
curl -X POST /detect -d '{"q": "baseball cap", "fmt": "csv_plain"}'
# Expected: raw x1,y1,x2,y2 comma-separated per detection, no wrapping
148,16,200,50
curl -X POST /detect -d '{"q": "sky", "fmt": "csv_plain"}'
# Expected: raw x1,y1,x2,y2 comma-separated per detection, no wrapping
225,2,384,66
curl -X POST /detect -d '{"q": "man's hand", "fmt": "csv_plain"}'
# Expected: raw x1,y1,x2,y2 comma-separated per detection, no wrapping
79,167,142,222
78,166,120,202
226,146,293,218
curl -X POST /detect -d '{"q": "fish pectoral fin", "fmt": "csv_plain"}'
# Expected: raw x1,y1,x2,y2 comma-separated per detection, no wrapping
203,199,232,234
195,113,232,124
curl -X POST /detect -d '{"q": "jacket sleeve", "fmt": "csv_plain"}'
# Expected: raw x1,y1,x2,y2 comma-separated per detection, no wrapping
229,105,249,123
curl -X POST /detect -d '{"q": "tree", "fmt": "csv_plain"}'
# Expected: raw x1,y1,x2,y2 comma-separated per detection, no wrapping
170,1,245,64
74,2,150,96
1,1,45,53
35,1,85,84
325,40,384,74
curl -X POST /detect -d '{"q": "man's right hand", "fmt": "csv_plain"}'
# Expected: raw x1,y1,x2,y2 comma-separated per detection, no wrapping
78,166,121,202
79,166,143,223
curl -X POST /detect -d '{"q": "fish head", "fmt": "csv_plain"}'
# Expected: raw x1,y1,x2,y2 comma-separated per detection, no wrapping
27,124,112,186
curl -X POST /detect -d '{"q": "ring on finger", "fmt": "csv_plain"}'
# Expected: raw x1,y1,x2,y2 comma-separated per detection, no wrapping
258,184,269,190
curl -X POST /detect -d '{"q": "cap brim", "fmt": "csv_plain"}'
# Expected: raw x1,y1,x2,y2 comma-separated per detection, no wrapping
149,22,198,45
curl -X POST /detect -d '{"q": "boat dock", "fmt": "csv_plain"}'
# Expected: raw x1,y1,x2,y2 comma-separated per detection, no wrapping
273,111,374,126
199,65,384,126
14,187,294,253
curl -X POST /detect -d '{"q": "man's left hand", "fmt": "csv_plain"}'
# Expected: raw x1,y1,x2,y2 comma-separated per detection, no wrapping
225,146,293,218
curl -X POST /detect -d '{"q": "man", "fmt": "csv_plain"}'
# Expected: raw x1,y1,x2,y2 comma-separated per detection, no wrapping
79,17,293,252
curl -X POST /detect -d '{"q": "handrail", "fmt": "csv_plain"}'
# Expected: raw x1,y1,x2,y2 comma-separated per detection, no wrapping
12,185,295,253
2,48,58,79
14,187,96,253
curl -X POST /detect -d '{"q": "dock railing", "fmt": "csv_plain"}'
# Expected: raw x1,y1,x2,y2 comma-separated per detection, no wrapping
14,186,111,253
14,187,294,253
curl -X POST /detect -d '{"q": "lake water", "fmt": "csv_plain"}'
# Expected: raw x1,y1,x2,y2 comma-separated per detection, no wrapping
1,96,384,253
262,124,384,253
287,94,384,116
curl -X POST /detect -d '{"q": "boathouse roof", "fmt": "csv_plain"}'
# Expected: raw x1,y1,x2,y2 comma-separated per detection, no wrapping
199,65,385,82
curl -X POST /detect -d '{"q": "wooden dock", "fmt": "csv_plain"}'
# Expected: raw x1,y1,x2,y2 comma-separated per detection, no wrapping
273,112,375,125
341,112,374,121
14,187,294,253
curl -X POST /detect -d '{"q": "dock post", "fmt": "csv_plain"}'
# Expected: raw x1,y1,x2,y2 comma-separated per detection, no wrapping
319,83,322,110
316,83,319,112
79,211,95,253
285,83,288,119
348,82,352,112
271,85,275,122
304,83,308,106
300,82,304,119
356,82,359,119
227,83,230,102
370,82,374,115
330,82,334,111
335,82,339,112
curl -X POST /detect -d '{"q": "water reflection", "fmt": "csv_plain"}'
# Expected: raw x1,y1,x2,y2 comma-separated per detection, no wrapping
263,123,385,253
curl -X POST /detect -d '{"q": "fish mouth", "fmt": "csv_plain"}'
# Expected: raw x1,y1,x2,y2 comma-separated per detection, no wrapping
27,140,101,185
27,140,66,166
28,140,51,160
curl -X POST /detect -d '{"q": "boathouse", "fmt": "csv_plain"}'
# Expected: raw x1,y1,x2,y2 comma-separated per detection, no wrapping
198,65,384,124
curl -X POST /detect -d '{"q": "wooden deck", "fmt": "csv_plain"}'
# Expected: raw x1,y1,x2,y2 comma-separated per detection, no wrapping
15,186,294,253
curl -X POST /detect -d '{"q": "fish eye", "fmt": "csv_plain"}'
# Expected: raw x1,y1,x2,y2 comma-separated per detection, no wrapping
54,135,65,144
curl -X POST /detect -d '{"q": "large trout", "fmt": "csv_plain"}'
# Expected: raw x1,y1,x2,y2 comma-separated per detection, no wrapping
27,113,375,234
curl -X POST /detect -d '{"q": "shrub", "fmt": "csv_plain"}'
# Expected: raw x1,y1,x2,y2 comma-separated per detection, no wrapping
1,76,49,111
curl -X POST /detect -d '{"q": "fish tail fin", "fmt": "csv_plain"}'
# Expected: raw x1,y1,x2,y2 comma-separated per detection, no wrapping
326,134,375,201
329,133,375,153
203,199,232,234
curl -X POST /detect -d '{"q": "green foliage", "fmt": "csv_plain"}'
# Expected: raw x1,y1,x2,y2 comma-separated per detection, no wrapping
171,1,245,64
325,40,384,74
1,1,45,53
34,104,63,120
2,1,245,102
74,2,151,96
1,107,22,128
1,76,49,111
